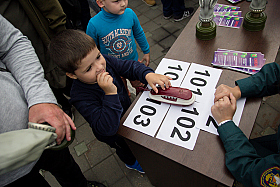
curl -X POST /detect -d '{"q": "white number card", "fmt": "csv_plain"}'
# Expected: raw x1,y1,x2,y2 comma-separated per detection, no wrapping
155,58,190,87
123,91,170,136
196,95,246,135
156,104,201,150
181,63,222,102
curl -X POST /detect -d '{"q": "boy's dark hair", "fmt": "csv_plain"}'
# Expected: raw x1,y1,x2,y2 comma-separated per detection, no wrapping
49,29,96,74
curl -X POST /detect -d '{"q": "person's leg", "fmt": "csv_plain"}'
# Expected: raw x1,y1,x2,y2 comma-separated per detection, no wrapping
114,136,137,165
172,0,194,21
249,133,278,157
6,145,106,187
78,0,91,32
171,0,186,18
161,0,174,18
109,136,144,173
5,168,50,187
95,133,143,173
87,0,101,14
35,148,88,187
100,135,136,165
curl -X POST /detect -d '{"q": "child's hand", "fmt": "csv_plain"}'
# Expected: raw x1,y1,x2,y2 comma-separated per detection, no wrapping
97,72,117,95
145,73,172,93
140,53,150,66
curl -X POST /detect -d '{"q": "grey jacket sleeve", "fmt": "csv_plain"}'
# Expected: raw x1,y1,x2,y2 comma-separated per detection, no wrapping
0,14,57,108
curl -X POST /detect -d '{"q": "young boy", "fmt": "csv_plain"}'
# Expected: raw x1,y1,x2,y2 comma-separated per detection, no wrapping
86,0,150,96
49,29,172,173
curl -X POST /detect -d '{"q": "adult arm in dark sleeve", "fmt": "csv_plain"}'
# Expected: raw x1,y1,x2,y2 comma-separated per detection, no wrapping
103,54,154,84
216,62,280,186
236,62,280,98
218,121,280,187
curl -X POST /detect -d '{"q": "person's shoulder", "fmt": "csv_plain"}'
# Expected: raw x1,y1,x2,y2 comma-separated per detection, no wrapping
125,8,139,22
103,54,111,61
71,79,85,92
71,79,93,93
125,8,133,12
124,8,136,15
70,79,100,100
103,54,118,64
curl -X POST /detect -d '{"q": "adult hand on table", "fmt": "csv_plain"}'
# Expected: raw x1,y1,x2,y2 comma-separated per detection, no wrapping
211,93,237,124
29,103,76,145
214,84,241,103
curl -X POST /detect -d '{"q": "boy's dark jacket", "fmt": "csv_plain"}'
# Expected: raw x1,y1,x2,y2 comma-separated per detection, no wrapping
70,54,154,141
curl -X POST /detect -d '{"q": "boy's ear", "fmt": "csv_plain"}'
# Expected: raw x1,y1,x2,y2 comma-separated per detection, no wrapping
96,0,105,8
66,72,78,79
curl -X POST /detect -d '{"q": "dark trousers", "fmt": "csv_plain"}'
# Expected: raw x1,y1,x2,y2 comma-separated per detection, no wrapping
161,0,185,17
6,148,87,187
249,133,278,157
78,0,91,32
96,133,136,166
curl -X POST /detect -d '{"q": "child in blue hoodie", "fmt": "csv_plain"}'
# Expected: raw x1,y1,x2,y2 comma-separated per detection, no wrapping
86,0,150,96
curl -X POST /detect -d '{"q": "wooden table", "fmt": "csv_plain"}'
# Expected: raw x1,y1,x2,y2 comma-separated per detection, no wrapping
118,0,280,186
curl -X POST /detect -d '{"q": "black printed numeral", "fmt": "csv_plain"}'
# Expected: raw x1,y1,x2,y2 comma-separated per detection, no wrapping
164,72,179,80
181,108,199,116
188,70,210,96
168,65,182,71
163,64,183,81
170,108,199,141
170,127,191,141
195,70,210,77
206,115,218,129
133,98,161,127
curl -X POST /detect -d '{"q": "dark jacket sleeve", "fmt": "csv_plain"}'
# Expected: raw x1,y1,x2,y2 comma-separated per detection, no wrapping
236,62,280,98
70,83,124,137
218,63,280,186
218,122,280,187
19,0,66,46
81,95,122,137
104,54,154,84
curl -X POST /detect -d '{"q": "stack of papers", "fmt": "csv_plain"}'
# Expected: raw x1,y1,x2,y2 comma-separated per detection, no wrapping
213,4,243,28
212,48,266,74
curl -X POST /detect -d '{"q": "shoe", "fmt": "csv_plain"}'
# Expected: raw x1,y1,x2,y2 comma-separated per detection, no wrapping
163,14,172,20
174,7,194,22
125,160,145,174
142,0,156,6
87,181,107,187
